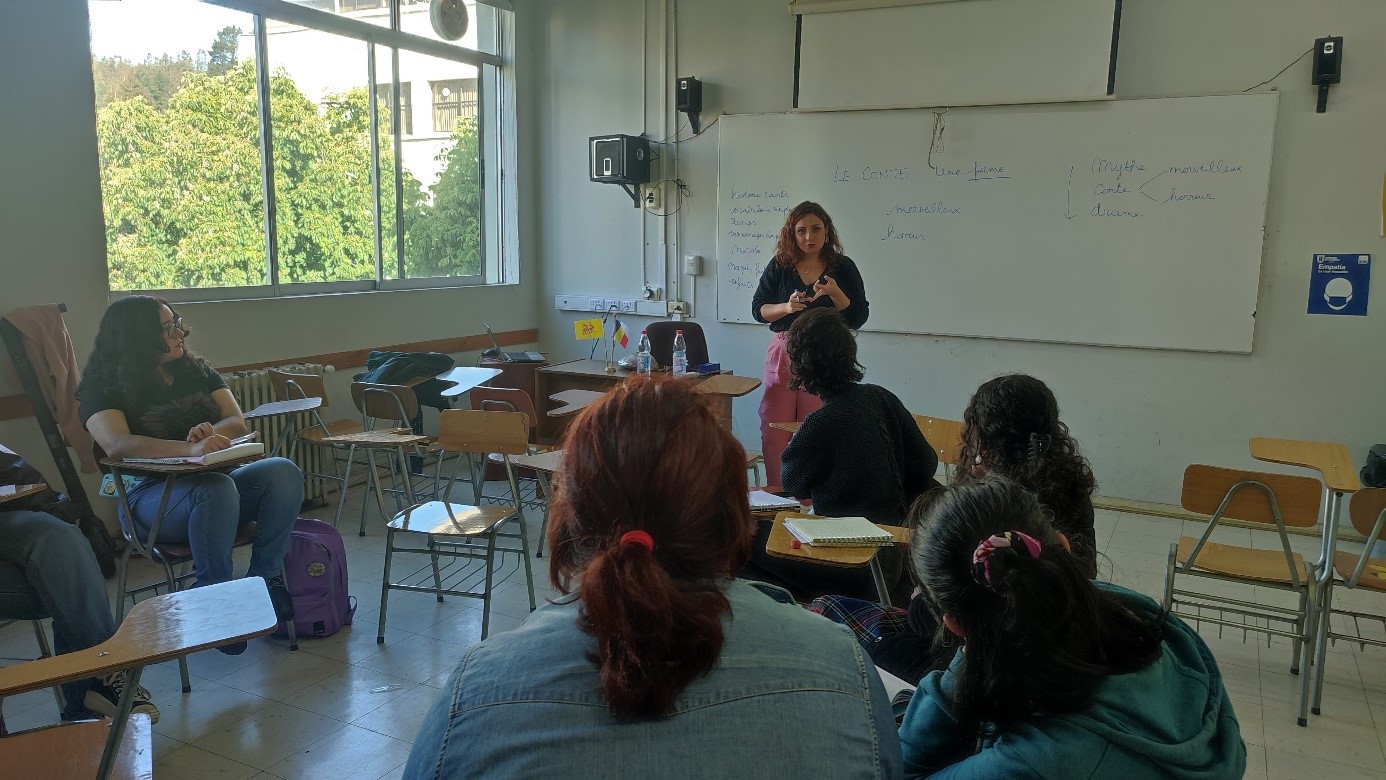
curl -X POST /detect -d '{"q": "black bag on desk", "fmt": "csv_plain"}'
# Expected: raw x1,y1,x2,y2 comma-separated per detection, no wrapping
1363,444,1386,488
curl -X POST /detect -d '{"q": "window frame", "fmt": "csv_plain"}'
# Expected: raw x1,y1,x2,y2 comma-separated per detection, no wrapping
102,0,515,301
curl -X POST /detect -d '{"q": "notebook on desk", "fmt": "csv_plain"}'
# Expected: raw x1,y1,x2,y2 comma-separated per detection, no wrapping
484,323,544,363
123,441,264,467
783,517,893,547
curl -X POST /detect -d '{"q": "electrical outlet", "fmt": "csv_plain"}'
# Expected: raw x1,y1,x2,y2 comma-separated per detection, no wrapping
619,299,637,313
667,300,690,316
587,297,605,312
642,185,660,211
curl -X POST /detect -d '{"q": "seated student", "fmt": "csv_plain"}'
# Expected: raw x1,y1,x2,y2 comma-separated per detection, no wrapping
898,478,1245,779
813,373,1098,682
746,307,937,601
0,508,159,726
779,307,938,524
78,296,301,653
405,377,901,779
955,374,1097,576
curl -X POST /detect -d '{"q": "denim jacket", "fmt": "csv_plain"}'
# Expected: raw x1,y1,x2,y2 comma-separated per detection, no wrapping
405,579,903,779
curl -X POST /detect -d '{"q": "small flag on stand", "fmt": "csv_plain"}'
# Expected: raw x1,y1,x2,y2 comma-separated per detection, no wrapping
613,318,630,349
574,318,603,340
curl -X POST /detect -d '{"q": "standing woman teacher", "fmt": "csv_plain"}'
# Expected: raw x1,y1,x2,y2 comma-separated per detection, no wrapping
751,201,869,486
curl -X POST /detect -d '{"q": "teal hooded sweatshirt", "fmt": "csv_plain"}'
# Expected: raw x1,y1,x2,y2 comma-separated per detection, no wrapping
898,583,1245,779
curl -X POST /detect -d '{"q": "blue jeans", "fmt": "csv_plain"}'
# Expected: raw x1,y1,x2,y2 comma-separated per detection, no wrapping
0,510,117,717
122,457,303,586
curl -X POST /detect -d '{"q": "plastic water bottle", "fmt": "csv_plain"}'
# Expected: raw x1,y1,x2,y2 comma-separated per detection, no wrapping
637,330,653,375
672,330,688,375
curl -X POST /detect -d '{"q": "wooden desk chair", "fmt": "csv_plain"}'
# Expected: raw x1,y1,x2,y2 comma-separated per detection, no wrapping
1311,487,1386,719
913,415,963,480
468,386,548,510
345,382,436,538
1164,464,1322,726
268,369,365,528
0,578,276,780
378,410,537,643
96,445,294,694
764,511,911,606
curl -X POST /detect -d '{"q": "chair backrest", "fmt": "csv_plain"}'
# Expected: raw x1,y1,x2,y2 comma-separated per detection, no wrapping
436,410,529,456
469,386,540,443
1349,487,1386,542
913,415,963,467
350,382,419,428
269,369,330,408
646,320,710,370
1180,465,1322,528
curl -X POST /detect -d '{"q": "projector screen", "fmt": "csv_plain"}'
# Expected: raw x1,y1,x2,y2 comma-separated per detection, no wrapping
796,0,1120,110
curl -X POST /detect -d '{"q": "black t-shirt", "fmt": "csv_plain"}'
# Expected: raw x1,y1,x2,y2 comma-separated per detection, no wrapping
750,255,870,333
79,361,228,441
780,383,939,525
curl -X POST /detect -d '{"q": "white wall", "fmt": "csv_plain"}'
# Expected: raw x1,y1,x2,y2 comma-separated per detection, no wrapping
526,0,1386,503
0,0,540,519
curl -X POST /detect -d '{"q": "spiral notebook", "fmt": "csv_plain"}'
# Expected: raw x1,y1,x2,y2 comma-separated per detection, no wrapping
122,441,264,467
783,517,893,548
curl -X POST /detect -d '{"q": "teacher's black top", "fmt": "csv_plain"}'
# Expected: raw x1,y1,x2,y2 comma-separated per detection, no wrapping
750,256,870,333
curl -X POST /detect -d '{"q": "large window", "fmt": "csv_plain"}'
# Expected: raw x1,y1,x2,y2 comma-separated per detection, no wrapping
88,0,513,298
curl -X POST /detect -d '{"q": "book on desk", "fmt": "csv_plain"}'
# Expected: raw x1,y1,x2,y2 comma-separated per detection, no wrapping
122,441,264,468
783,517,893,548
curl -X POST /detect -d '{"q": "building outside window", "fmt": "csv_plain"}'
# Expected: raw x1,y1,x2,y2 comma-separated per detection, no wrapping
430,78,477,133
87,0,512,297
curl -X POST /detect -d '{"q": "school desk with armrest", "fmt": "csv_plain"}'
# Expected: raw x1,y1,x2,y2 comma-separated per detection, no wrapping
0,578,277,780
764,511,911,606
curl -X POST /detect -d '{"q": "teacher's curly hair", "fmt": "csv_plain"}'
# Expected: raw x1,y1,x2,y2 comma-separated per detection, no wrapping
773,201,845,269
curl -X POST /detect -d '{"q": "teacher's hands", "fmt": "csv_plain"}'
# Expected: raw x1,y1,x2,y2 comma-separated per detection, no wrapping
812,275,849,309
781,292,810,317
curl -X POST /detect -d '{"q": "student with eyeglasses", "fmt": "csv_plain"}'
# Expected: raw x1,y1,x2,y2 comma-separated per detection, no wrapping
77,296,301,654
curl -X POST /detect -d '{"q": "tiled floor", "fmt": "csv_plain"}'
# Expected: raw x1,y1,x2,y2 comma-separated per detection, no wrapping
3,495,1386,779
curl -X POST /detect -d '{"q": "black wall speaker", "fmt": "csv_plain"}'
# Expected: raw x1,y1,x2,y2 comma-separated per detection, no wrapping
589,135,651,185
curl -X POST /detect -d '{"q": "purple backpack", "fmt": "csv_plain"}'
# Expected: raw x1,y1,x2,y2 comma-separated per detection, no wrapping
276,517,356,638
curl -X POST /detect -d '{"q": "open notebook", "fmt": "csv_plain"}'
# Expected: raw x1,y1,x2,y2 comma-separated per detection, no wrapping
123,441,264,467
783,516,893,547
748,490,800,511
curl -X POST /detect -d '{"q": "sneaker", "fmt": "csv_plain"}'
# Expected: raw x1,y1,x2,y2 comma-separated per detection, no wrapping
85,672,160,725
266,575,295,621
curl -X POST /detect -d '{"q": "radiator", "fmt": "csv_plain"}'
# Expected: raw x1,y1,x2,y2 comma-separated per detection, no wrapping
224,363,333,502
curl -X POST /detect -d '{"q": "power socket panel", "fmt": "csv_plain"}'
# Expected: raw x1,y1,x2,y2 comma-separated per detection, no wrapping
642,185,660,211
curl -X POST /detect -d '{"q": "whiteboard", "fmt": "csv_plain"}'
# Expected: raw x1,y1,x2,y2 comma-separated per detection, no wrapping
715,94,1277,353
797,0,1118,110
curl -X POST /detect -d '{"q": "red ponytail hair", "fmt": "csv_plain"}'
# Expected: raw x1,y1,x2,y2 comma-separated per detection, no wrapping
547,376,753,718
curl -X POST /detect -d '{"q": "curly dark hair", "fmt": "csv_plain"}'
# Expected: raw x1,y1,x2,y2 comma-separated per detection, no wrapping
953,375,1096,559
773,201,845,270
784,307,863,398
910,478,1162,730
76,295,212,404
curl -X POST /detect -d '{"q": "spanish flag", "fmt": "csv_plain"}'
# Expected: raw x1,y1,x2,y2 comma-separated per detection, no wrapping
613,318,630,349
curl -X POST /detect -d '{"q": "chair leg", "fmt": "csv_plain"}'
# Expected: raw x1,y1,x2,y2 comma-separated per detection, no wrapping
429,536,444,603
518,516,536,612
31,621,64,712
1161,543,1177,612
114,545,134,622
534,471,553,559
282,565,299,652
377,527,395,644
480,532,498,641
1309,582,1333,719
332,444,356,530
